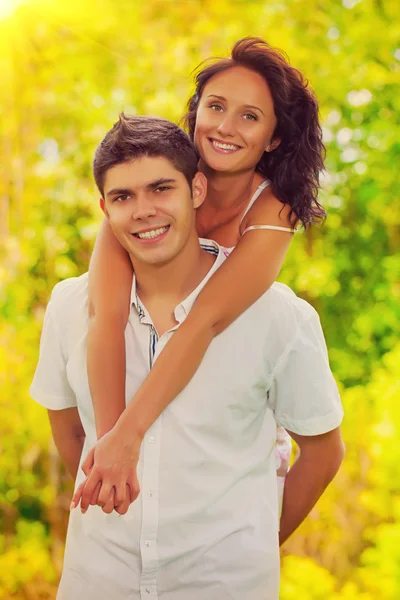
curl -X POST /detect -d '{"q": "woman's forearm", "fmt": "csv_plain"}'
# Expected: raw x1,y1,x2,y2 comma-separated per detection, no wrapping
119,312,214,438
87,314,127,438
87,218,133,439
118,231,292,438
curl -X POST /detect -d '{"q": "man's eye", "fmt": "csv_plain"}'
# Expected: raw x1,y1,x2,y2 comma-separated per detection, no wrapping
115,195,130,202
243,113,257,121
155,186,172,193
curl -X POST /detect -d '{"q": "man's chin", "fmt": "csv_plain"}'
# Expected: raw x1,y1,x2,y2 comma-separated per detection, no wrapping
130,248,176,268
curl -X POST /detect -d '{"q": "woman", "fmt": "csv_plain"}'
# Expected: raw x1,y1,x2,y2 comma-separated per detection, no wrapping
82,37,325,515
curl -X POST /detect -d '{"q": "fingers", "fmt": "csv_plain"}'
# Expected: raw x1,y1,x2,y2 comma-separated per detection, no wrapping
115,484,131,516
127,474,141,503
72,465,141,515
101,488,115,515
81,447,95,476
90,481,102,506
97,482,114,508
114,482,127,508
71,481,133,516
80,470,101,513
70,481,86,510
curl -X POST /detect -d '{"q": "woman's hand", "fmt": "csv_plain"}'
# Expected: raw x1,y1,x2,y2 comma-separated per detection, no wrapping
70,425,141,515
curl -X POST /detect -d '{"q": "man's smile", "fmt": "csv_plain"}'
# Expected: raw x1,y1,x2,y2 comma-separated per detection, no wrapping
132,225,170,243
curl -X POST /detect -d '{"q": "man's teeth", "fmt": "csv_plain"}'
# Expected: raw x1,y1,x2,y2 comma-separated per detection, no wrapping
212,140,239,151
136,226,168,240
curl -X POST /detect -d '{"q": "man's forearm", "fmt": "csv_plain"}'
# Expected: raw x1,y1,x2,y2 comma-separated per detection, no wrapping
48,408,86,480
279,443,344,545
53,435,85,480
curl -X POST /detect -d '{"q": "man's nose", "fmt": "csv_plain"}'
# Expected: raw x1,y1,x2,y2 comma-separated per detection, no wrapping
131,194,157,220
216,113,236,137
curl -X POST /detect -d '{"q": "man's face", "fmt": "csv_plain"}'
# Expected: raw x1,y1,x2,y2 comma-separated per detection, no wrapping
101,156,205,267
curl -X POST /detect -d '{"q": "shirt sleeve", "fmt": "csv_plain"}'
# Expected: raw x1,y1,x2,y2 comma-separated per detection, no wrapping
30,296,77,410
266,310,343,436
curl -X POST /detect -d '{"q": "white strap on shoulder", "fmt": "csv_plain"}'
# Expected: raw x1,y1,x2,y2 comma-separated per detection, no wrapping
242,224,297,235
239,180,271,227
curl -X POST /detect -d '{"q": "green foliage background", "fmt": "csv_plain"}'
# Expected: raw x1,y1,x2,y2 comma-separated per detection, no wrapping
0,0,399,597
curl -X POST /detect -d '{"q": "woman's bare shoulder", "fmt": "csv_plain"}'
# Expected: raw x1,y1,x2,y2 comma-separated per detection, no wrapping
241,184,293,232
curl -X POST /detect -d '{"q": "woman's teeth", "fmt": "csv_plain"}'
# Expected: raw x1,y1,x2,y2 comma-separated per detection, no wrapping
212,140,239,151
136,226,169,240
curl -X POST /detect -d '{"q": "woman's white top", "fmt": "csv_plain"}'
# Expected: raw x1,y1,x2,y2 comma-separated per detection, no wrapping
225,179,296,254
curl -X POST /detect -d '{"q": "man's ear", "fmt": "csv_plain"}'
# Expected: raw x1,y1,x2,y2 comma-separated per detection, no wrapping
265,137,281,153
100,197,109,219
192,172,207,209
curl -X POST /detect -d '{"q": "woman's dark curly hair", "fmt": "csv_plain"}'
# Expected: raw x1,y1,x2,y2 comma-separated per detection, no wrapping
182,37,326,228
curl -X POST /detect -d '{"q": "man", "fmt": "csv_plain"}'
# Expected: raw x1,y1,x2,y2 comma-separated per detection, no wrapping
30,114,344,599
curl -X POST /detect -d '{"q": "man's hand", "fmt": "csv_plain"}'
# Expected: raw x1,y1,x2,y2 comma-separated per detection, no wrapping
70,426,141,515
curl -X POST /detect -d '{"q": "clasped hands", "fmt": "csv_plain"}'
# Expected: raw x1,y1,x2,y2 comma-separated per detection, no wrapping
70,424,141,515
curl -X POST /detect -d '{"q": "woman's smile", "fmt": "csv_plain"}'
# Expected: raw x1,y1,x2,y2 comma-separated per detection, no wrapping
208,137,243,154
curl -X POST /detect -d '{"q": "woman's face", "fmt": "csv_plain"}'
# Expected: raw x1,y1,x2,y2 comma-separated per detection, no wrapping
194,66,278,174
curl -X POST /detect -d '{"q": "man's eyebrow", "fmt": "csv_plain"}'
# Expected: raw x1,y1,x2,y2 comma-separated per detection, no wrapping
106,178,177,197
147,178,177,189
106,187,134,198
207,94,265,116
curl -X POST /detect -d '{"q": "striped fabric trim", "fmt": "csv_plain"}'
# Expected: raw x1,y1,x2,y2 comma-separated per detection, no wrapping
135,294,146,319
200,243,219,256
149,325,158,368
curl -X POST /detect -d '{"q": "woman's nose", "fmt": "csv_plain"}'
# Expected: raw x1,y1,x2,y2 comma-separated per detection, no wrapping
216,114,236,137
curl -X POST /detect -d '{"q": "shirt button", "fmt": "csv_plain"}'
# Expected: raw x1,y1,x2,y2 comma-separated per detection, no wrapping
149,436,155,443
145,540,151,547
145,588,151,594
148,490,153,497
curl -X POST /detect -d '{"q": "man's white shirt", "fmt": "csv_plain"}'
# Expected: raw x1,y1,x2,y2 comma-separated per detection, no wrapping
30,239,343,600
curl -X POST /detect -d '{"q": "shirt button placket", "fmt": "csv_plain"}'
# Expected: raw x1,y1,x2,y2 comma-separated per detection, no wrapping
139,423,161,599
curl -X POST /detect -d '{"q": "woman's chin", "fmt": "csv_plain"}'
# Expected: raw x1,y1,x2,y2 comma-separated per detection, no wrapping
201,153,240,173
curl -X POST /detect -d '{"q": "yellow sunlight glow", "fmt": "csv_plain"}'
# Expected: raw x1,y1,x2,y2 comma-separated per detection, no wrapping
0,0,21,20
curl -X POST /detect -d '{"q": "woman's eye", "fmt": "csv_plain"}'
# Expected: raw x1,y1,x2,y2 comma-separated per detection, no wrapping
209,103,223,112
243,113,257,121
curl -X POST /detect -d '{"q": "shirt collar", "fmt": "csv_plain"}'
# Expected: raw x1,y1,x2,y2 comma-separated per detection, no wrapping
130,238,225,325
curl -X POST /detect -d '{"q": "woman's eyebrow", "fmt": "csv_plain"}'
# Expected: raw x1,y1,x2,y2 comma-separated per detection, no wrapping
207,94,226,101
243,104,265,116
207,94,265,115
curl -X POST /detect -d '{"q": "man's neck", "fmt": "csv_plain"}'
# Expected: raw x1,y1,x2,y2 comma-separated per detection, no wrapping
198,160,264,212
132,235,215,335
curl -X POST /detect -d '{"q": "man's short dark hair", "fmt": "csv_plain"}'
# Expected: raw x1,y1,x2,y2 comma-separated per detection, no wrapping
93,113,199,196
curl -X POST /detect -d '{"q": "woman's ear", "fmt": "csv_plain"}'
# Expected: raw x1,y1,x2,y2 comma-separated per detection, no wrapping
265,138,281,152
192,172,207,209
